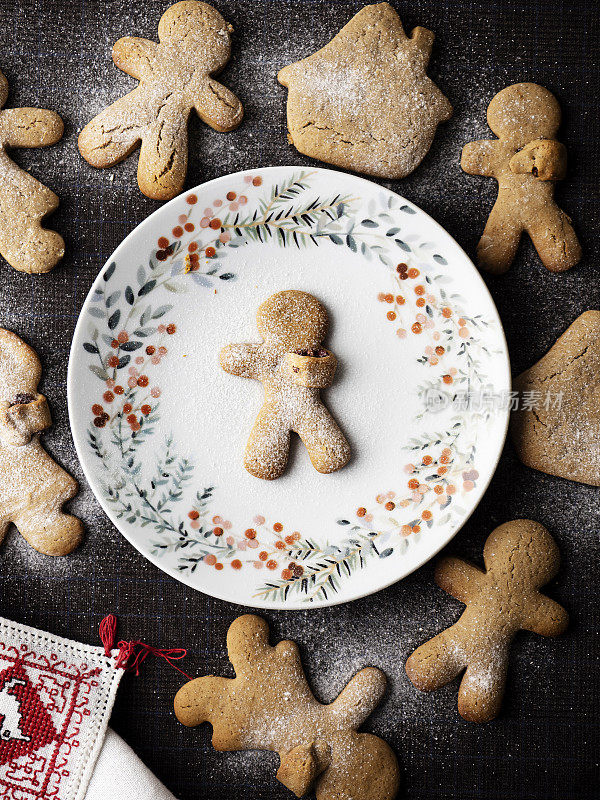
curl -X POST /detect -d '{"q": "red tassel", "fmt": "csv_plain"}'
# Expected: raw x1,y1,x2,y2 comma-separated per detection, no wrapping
99,615,192,680
115,641,192,680
99,614,118,656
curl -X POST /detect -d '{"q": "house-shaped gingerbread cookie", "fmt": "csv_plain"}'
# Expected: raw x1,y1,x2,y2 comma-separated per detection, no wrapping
278,2,452,179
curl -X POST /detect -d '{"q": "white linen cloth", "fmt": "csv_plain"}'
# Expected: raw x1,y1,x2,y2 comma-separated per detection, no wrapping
0,615,177,800
85,728,177,800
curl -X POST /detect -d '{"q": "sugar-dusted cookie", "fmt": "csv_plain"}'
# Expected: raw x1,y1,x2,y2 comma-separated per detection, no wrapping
277,2,452,179
511,310,600,486
175,615,399,800
405,520,568,722
0,329,83,555
79,1,243,200
461,83,581,274
220,290,351,480
0,68,64,274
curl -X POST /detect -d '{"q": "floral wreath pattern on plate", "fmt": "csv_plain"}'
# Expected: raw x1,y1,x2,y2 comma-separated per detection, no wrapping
82,170,500,604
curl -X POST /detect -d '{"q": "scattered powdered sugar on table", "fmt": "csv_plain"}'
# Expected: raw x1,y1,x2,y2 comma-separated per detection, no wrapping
0,3,596,799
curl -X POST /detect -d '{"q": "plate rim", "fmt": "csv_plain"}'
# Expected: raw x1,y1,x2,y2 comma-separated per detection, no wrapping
68,165,511,610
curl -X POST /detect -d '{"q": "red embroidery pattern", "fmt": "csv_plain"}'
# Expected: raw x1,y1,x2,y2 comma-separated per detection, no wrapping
0,626,122,800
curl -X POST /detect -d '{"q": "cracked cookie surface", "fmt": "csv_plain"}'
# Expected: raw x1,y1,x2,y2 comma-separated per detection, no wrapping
511,310,600,486
277,2,452,179
78,1,243,200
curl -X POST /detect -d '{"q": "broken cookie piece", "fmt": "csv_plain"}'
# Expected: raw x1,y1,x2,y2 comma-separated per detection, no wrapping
277,2,452,179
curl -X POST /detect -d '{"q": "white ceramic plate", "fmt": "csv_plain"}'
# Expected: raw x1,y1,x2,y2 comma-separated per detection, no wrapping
68,167,510,609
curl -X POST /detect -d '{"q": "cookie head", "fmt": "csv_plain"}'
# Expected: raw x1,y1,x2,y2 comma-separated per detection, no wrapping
487,83,561,145
484,519,560,587
257,290,329,351
158,0,232,72
0,329,42,402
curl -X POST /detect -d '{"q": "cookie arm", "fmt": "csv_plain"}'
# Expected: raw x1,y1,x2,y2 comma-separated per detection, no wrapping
461,140,498,177
220,343,262,379
0,395,51,446
0,108,63,148
194,79,244,133
328,667,387,728
434,557,485,603
410,26,435,63
509,140,567,181
522,593,569,637
112,36,158,81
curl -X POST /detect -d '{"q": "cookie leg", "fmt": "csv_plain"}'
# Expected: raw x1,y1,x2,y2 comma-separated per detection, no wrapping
138,111,189,201
78,94,143,168
457,655,508,723
14,508,83,556
0,154,64,274
476,201,523,274
294,403,351,474
526,207,582,272
244,405,290,480
405,630,466,691
2,213,65,275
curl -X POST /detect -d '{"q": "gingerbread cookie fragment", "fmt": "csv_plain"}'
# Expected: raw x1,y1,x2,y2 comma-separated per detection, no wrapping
0,69,64,274
511,310,600,486
220,290,351,480
79,1,243,200
461,83,581,274
406,520,568,722
175,615,399,800
0,329,82,555
278,2,452,179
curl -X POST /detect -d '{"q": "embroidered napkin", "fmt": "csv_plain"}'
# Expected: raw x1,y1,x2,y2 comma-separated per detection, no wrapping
0,616,176,800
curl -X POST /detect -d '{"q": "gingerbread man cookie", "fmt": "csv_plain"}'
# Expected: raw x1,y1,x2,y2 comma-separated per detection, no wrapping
220,290,351,480
278,2,452,179
0,68,64,274
511,310,600,486
175,615,400,800
79,1,243,200
0,329,83,555
461,83,581,274
406,520,568,722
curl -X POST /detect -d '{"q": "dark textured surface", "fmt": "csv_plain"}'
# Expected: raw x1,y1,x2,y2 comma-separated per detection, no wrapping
0,1,598,798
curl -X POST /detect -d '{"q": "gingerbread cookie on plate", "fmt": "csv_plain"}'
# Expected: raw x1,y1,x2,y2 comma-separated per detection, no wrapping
278,2,452,179
406,520,568,722
0,329,82,555
175,615,399,800
0,68,64,274
461,83,581,274
220,290,351,480
79,1,243,200
511,310,600,486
